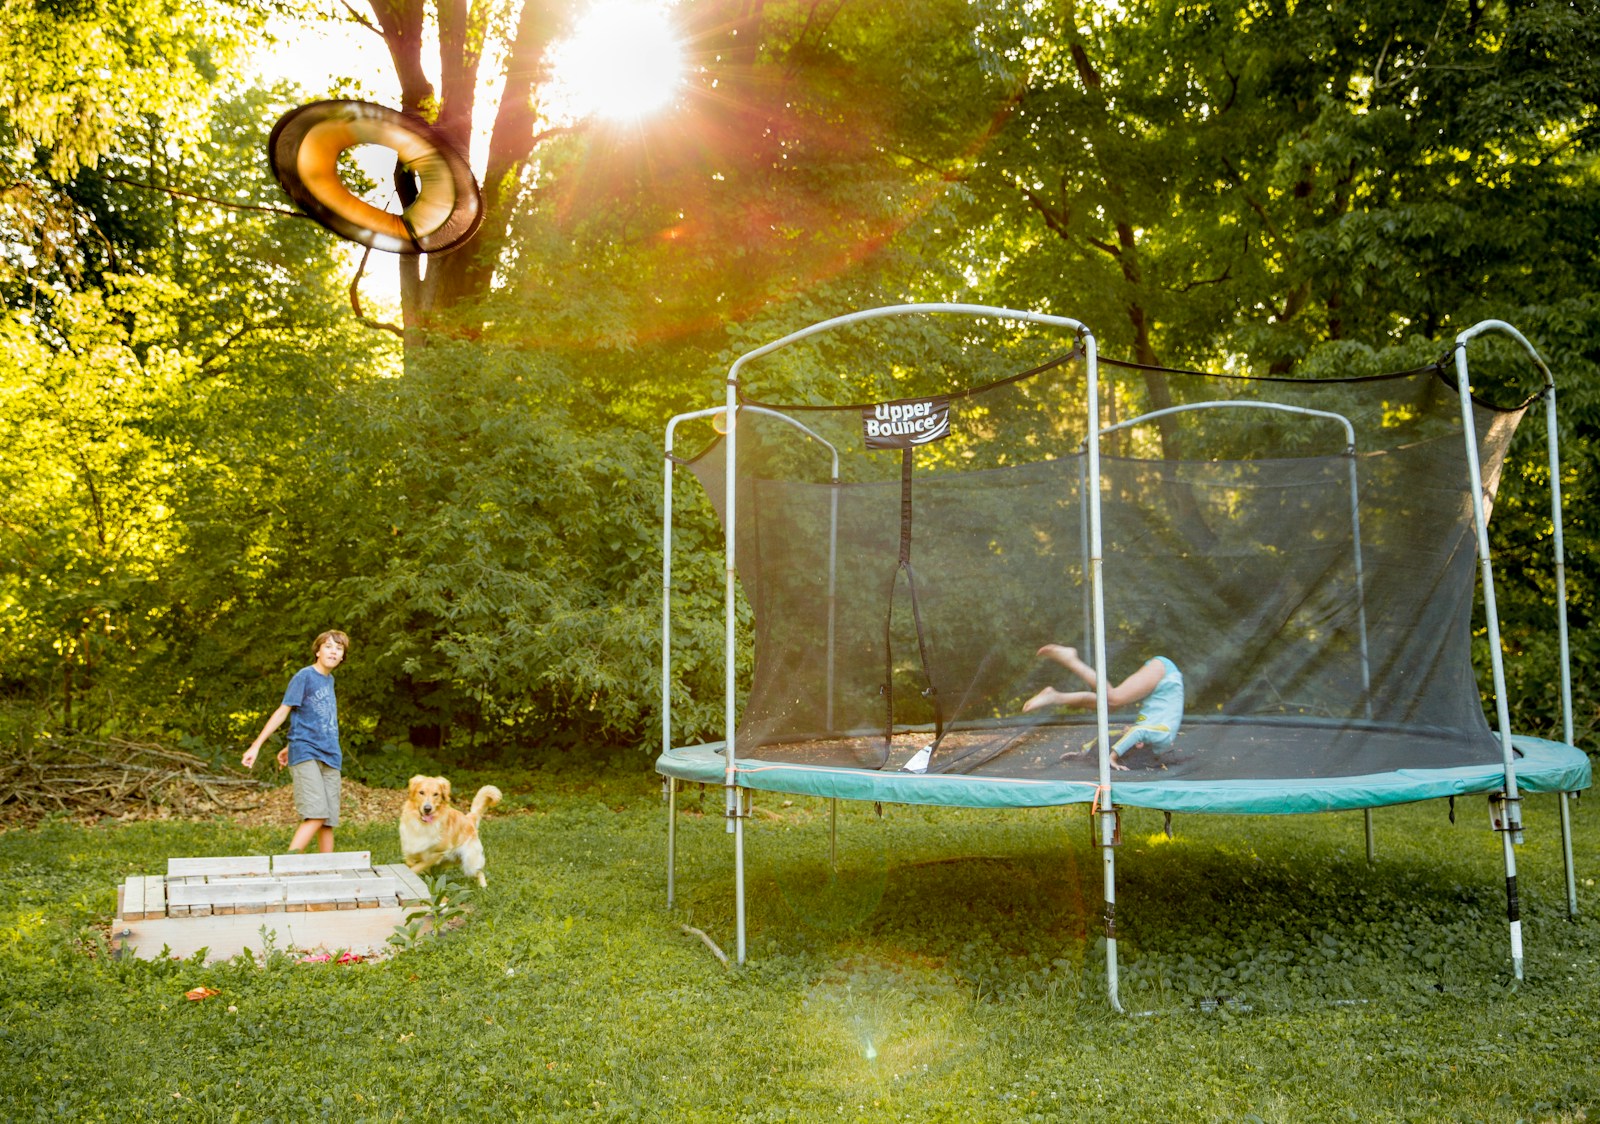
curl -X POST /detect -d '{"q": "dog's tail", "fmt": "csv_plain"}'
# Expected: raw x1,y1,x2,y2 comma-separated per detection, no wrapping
468,785,502,824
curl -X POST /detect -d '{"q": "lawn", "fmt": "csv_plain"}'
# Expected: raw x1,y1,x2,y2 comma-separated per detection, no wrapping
1,762,1596,1121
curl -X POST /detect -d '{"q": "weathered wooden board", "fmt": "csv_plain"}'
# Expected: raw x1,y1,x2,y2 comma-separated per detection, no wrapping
168,855,272,878
272,851,371,875
113,906,411,963
283,876,398,906
121,875,145,920
167,880,287,909
374,862,432,905
142,874,166,916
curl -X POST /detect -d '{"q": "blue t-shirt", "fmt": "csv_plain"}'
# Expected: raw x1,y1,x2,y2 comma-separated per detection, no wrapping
1125,655,1184,752
282,665,340,769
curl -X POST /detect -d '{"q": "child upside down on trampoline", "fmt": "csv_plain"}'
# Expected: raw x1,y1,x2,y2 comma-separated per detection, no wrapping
1023,645,1185,770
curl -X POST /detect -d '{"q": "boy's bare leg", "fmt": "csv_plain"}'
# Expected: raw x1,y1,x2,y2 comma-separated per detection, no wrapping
287,818,325,853
1037,644,1099,688
317,825,335,853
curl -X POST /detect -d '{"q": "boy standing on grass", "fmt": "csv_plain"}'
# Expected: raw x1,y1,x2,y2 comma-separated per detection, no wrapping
241,630,349,853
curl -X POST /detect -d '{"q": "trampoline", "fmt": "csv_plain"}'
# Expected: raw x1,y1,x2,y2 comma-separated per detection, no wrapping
657,304,1590,1006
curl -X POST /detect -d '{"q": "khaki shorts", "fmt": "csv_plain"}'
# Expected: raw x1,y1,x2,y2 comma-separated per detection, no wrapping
289,760,342,826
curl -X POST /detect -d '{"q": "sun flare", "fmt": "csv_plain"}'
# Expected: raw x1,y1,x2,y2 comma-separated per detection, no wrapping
547,1,685,123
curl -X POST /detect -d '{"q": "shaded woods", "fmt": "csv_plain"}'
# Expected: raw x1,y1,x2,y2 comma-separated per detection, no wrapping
2,0,1597,772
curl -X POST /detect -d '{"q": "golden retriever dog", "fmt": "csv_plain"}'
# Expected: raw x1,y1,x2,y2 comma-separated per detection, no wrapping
399,775,502,887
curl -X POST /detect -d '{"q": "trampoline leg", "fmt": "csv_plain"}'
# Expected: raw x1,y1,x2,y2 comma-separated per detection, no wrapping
1560,792,1579,920
829,798,839,872
1101,807,1124,1014
666,777,678,909
734,795,747,965
1501,829,1524,981
1364,809,1376,864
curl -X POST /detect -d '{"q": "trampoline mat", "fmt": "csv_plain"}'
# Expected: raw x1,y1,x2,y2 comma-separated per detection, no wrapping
658,726,1590,814
747,719,1506,782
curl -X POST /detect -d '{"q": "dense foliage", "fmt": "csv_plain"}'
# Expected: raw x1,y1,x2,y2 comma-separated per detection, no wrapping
1,0,1596,765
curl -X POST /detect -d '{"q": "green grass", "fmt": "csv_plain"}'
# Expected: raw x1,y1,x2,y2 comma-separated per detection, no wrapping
1,766,1596,1121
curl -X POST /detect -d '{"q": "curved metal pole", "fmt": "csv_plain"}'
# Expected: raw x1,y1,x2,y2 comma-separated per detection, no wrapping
663,407,727,908
1090,400,1380,859
663,405,839,935
721,304,1095,980
1537,359,1579,920
728,408,844,730
1089,400,1372,701
1551,365,1579,917
1094,399,1353,445
1456,320,1578,923
1079,332,1123,1013
723,383,745,964
725,303,1090,385
1453,322,1531,980
723,407,838,966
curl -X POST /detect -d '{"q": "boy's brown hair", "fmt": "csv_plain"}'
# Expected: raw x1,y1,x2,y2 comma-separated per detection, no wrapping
313,630,350,658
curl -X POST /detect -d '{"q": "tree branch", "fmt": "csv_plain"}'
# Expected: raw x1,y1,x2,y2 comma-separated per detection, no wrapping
199,318,273,371
0,512,43,562
350,245,406,339
1019,184,1072,240
1169,266,1232,294
101,177,306,219
1219,155,1282,243
337,0,380,35
1085,233,1121,258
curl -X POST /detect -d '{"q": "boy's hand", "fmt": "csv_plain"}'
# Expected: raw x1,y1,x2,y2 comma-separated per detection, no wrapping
276,746,290,769
241,746,259,768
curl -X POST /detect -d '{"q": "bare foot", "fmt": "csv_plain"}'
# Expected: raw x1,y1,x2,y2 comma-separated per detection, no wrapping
1024,686,1068,712
1036,644,1078,666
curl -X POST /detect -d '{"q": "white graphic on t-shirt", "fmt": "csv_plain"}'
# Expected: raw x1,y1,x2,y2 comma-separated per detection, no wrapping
304,682,338,738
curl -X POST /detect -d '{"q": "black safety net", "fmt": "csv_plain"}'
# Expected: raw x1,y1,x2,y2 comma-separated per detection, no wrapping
679,351,1529,784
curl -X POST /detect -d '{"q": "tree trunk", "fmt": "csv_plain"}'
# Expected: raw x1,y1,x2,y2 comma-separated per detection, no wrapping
367,0,568,335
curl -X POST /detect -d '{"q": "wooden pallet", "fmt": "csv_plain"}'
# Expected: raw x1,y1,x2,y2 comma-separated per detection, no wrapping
112,851,431,963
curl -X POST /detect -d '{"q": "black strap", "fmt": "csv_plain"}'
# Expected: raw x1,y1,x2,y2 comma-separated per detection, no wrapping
879,449,944,767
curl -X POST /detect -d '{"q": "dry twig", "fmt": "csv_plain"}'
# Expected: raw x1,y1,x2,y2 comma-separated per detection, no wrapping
680,924,730,968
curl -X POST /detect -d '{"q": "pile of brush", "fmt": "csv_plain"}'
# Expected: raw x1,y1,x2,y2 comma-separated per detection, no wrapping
0,734,266,826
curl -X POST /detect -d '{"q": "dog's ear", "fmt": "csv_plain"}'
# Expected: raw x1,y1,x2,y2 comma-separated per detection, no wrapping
439,778,452,804
408,775,426,794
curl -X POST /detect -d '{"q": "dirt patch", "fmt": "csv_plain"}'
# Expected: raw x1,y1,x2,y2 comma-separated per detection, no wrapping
227,778,406,829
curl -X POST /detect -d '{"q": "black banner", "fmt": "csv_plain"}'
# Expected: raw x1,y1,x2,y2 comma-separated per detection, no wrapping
862,396,951,449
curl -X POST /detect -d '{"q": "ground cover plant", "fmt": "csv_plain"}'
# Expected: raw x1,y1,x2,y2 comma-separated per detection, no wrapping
1,763,1596,1122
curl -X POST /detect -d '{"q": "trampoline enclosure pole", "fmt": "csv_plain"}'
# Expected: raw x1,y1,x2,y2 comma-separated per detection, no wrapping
663,408,724,906
724,384,746,964
1543,380,1580,919
664,426,677,907
1454,326,1525,980
1083,331,1124,1013
1078,456,1091,650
